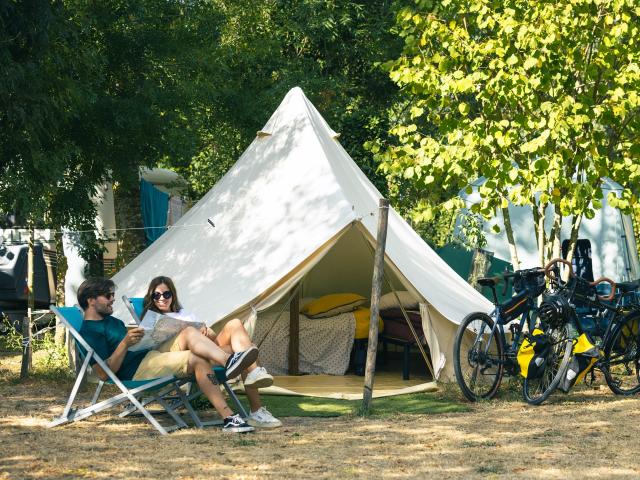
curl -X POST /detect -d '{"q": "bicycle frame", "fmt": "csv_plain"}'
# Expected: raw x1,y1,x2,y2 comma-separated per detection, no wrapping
574,290,639,365
474,297,537,375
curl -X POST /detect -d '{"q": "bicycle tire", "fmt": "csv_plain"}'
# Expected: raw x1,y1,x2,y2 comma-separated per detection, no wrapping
522,323,572,405
603,310,640,395
453,312,504,402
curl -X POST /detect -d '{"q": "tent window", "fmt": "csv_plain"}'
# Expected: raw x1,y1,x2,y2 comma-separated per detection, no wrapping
562,239,594,281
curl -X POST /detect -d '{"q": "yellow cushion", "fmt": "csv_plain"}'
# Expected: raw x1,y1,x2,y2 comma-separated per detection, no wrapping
353,307,384,339
301,293,366,318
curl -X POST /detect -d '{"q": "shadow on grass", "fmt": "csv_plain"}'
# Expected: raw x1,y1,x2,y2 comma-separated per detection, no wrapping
251,392,470,419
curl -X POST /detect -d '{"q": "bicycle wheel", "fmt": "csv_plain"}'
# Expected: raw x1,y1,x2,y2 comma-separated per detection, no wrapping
603,310,640,395
522,323,572,405
453,312,504,401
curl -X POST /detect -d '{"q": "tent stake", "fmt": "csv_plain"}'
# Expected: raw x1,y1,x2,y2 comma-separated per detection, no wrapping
362,199,389,414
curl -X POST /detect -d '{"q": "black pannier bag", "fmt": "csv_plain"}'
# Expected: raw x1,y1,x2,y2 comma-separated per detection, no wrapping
500,291,530,324
513,269,546,297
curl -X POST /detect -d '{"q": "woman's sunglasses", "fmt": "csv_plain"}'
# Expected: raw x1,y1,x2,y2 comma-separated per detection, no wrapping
152,291,173,301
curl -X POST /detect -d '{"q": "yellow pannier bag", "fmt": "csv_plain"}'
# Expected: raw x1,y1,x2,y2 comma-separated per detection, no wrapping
618,316,639,350
517,328,550,379
558,333,599,393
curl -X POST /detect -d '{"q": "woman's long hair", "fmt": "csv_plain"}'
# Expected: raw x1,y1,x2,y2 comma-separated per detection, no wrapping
142,276,182,316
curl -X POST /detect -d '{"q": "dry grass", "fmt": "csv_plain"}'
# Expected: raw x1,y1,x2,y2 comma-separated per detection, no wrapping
2,349,640,479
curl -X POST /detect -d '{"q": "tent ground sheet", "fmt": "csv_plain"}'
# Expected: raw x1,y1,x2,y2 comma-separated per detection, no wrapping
235,372,437,400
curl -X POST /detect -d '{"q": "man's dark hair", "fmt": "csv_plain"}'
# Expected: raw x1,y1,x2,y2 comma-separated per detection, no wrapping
77,278,115,309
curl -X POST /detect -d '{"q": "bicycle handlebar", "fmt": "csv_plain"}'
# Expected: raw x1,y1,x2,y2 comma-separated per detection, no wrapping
544,258,574,280
544,258,616,301
477,268,546,298
590,277,617,302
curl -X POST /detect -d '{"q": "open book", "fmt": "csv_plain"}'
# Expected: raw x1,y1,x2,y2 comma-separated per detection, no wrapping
128,310,205,352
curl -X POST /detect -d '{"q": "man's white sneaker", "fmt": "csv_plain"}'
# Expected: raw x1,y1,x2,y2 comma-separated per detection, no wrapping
247,407,282,428
243,366,274,389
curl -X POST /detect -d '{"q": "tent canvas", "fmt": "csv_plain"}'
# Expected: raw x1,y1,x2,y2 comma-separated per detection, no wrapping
111,87,492,382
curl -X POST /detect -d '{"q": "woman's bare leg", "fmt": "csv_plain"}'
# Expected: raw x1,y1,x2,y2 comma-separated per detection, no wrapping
215,319,258,372
242,372,262,412
209,342,262,411
215,318,253,351
175,326,229,365
216,320,272,412
188,354,234,419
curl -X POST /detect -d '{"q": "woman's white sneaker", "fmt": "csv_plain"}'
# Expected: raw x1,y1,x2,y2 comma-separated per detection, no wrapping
247,407,282,428
243,366,274,389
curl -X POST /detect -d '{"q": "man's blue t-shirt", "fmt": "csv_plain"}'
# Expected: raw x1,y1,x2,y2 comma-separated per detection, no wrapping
78,316,150,380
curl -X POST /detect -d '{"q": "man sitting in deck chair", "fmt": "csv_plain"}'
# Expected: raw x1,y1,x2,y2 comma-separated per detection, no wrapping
77,278,256,433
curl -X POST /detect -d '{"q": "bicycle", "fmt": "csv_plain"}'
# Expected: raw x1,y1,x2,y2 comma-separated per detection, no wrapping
539,258,640,396
453,265,572,403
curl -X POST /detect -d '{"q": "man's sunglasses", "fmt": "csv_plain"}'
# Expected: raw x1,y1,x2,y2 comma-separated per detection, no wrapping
101,292,115,299
152,291,173,301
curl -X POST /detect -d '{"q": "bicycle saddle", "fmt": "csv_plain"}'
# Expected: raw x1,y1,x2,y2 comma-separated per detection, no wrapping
478,276,501,287
616,280,640,293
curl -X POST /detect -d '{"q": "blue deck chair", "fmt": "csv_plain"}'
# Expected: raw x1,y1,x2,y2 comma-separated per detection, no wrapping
124,297,249,419
48,306,206,434
123,295,144,324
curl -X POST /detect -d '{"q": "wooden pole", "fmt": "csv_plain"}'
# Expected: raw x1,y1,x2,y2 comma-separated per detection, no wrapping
20,224,35,378
362,199,389,414
288,284,300,375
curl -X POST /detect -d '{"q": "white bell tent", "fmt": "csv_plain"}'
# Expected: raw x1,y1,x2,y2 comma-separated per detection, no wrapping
111,87,492,381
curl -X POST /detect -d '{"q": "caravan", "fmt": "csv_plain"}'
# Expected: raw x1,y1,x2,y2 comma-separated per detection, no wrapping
457,178,640,282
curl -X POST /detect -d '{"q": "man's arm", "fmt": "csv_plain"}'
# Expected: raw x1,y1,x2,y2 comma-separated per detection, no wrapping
93,328,145,381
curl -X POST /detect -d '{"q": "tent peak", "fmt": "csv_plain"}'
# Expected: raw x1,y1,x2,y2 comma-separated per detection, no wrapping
257,86,339,139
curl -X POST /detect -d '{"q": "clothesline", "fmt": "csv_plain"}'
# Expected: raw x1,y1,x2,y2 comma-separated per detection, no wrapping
0,210,379,245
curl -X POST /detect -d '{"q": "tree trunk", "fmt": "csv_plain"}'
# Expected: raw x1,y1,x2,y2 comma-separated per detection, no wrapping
21,223,35,378
546,205,562,264
564,213,584,270
551,206,562,260
532,200,546,268
501,206,520,270
54,230,67,346
468,249,491,291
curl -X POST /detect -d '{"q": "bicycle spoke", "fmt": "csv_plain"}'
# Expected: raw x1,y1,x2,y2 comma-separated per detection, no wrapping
603,311,640,395
454,313,504,401
522,324,572,405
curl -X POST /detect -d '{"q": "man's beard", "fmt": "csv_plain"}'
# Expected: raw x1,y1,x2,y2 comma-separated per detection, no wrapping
95,303,113,318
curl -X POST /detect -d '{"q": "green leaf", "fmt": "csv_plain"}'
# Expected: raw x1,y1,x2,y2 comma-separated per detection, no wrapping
523,57,538,70
506,55,518,66
404,166,415,179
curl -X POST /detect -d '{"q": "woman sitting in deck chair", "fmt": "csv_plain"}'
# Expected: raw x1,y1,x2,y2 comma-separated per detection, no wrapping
78,277,257,433
141,276,282,429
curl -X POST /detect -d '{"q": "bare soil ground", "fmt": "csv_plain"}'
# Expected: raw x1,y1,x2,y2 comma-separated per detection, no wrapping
2,350,640,479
